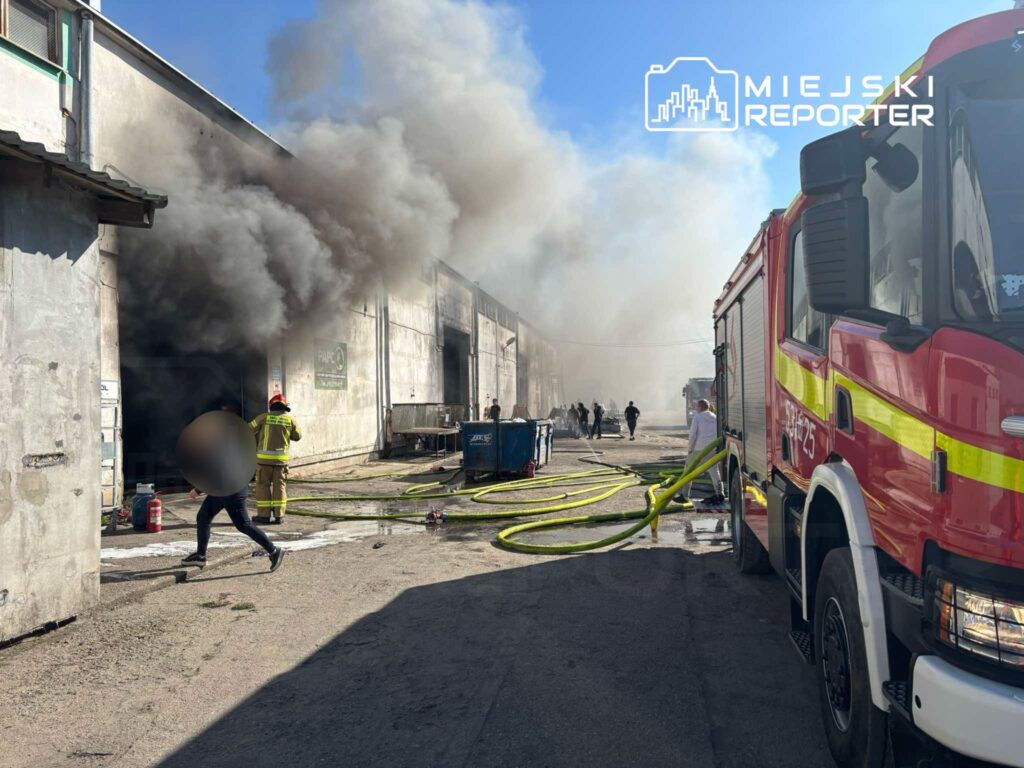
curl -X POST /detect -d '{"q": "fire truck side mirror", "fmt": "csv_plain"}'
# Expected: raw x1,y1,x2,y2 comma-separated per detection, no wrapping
800,126,866,197
800,197,870,316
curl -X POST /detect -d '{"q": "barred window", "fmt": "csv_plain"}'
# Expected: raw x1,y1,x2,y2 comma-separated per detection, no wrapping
3,0,59,65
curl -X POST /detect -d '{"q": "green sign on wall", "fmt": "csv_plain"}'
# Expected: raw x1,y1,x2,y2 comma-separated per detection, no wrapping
314,339,348,390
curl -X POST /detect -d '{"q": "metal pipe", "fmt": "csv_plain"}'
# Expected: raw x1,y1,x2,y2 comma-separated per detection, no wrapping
79,10,94,166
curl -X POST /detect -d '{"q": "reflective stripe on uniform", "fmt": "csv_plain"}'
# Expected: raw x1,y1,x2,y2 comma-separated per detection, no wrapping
257,452,289,463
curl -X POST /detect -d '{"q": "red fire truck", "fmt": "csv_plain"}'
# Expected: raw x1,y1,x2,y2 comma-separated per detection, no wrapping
714,10,1024,768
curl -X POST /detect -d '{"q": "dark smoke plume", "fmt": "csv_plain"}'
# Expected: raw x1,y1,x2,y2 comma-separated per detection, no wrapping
119,0,775,422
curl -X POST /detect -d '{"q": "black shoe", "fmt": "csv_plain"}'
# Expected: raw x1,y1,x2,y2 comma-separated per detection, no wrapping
181,552,206,568
253,516,271,524
271,516,284,525
269,547,285,572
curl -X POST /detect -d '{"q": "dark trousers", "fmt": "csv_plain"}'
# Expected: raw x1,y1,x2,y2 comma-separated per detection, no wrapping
627,419,637,437
579,420,588,438
196,490,275,556
590,418,602,438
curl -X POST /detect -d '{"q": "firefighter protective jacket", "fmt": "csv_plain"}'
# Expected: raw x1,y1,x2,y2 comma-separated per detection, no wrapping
250,412,302,465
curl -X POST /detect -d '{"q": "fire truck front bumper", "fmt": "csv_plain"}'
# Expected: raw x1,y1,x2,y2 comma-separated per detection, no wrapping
912,654,1024,766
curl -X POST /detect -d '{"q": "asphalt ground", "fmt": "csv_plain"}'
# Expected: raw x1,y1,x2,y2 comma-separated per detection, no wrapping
2,428,835,767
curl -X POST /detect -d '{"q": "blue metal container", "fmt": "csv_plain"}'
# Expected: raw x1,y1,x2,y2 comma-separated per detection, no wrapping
461,420,553,481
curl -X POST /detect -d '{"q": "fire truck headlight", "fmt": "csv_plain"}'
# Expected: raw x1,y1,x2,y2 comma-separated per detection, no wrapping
934,579,1024,669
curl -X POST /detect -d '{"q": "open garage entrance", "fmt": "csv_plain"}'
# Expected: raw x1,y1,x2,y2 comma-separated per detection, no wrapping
120,345,267,489
442,325,470,418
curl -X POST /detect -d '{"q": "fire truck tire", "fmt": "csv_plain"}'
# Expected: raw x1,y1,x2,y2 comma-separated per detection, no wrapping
730,472,770,573
813,548,887,768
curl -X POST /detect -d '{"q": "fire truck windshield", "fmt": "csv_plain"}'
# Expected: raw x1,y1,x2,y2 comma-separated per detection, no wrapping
949,77,1024,322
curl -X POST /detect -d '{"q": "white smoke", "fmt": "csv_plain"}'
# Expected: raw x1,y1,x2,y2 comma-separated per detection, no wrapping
265,0,775,419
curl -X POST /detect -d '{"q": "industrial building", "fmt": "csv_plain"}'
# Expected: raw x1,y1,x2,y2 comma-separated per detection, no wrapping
0,0,559,642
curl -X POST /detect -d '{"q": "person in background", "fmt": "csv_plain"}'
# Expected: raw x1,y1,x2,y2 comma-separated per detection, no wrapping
684,398,724,504
577,402,589,438
590,402,604,439
624,401,640,440
250,393,302,524
565,403,580,438
488,398,501,420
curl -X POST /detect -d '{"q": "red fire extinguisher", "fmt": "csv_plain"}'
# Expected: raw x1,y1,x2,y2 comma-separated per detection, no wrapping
525,459,536,478
146,494,163,533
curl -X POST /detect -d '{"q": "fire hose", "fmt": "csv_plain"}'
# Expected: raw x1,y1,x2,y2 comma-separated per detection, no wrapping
285,438,726,554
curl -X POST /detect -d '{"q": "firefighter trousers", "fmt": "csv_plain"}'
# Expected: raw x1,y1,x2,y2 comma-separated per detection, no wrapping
255,464,288,520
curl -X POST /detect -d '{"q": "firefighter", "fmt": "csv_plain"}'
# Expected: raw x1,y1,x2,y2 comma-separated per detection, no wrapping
250,393,302,524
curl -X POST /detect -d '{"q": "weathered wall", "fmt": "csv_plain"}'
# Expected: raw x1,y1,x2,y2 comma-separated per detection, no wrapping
274,300,381,470
0,162,101,642
0,8,76,154
388,276,441,405
519,322,560,418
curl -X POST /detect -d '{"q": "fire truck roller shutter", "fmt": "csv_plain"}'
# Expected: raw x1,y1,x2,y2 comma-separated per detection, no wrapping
740,277,768,479
725,306,743,444
803,460,892,713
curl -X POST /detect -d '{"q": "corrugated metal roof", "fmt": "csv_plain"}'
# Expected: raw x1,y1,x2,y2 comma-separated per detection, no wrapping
0,129,168,207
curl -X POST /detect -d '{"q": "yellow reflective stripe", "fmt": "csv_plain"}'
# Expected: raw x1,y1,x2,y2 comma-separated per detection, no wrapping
257,453,289,462
936,433,1024,494
266,415,291,425
774,347,828,420
773,347,1023,494
833,372,934,460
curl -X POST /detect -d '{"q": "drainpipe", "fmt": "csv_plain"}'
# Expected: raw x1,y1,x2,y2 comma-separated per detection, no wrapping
79,8,94,166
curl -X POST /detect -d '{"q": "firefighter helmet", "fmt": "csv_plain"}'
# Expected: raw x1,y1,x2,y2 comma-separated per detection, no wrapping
268,393,290,411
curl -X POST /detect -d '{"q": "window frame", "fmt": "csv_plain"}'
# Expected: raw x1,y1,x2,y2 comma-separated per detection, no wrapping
860,117,930,328
0,0,62,67
785,225,830,353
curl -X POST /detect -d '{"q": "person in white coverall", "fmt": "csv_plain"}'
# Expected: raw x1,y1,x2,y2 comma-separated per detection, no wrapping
685,399,724,504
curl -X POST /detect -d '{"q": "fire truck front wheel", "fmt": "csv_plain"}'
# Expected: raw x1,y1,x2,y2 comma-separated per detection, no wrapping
814,548,887,768
730,472,769,573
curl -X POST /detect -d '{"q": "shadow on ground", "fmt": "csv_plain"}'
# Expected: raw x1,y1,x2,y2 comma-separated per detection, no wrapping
158,549,831,768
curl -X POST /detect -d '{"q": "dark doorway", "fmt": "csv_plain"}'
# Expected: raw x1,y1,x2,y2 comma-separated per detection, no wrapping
121,347,267,489
442,325,470,415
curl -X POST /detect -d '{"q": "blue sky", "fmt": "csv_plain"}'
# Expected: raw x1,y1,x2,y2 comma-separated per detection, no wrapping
103,0,1006,205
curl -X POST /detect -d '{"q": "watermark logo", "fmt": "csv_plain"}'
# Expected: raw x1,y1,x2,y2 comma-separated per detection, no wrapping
645,58,935,131
645,57,739,132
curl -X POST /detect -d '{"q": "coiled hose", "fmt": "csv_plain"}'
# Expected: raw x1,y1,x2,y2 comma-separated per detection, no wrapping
287,438,726,554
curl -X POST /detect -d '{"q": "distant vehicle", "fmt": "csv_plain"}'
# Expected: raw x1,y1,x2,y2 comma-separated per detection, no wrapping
682,377,713,425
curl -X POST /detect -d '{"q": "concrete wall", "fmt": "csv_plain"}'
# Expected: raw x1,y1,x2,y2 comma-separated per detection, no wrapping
0,161,102,642
388,277,441,405
274,302,382,470
519,322,560,418
0,7,76,154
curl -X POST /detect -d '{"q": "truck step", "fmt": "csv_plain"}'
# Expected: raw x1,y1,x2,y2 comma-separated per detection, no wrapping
881,572,925,606
882,679,911,721
788,630,814,665
785,567,802,600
